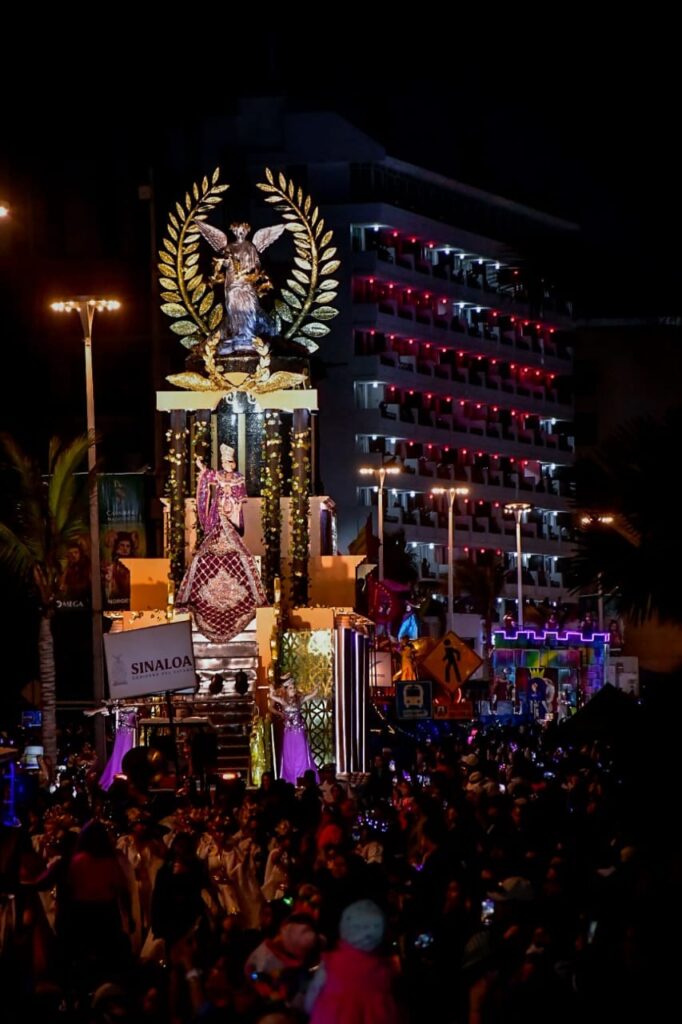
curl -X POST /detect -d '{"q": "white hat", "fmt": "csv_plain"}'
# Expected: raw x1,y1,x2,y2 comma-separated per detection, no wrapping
340,900,385,951
220,443,236,462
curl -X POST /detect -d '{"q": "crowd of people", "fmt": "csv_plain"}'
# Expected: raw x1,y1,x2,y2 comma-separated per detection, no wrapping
0,716,662,1023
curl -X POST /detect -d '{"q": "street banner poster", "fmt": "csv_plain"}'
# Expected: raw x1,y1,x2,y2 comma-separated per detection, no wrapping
99,475,148,611
396,680,433,720
104,619,197,700
56,532,91,610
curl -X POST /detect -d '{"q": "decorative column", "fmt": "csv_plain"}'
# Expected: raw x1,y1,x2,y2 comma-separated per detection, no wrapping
166,410,188,586
260,410,283,602
190,411,211,494
291,408,311,607
334,614,370,774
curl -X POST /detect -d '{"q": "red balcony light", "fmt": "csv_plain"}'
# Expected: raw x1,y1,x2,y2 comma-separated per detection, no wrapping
411,237,417,244
462,448,468,454
549,327,555,334
390,386,396,391
409,390,414,395
369,278,374,285
408,339,414,345
464,546,469,552
477,451,483,457
492,311,498,317
428,242,434,249
441,347,447,353
444,446,449,451
494,502,500,508
392,230,398,238
478,499,484,505
458,351,464,357
370,329,375,336
480,548,485,554
388,283,394,290
426,393,432,399
492,406,498,412
510,317,516,323
496,549,502,555
510,364,516,370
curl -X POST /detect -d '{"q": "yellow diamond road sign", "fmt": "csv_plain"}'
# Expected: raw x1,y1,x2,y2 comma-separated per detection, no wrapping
422,630,483,692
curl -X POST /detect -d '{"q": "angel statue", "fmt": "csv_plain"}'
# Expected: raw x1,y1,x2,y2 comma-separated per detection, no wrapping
196,219,286,355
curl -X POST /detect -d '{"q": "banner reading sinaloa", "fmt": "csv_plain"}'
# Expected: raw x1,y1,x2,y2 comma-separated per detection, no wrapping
104,620,196,699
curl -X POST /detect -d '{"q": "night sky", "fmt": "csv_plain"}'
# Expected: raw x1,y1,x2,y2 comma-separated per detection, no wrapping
2,28,680,460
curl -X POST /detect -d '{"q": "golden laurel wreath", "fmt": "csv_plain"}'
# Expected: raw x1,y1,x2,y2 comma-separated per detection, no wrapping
157,167,340,393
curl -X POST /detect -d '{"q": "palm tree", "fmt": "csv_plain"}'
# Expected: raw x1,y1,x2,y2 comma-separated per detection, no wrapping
571,410,682,625
0,434,91,768
570,409,682,673
454,556,505,681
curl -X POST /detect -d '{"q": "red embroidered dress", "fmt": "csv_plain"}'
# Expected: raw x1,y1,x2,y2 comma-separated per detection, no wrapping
177,466,266,642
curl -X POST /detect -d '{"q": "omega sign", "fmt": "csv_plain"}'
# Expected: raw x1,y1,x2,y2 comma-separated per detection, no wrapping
104,619,197,699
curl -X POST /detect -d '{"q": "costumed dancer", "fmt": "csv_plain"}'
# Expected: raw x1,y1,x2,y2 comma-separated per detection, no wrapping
268,673,318,784
99,707,137,791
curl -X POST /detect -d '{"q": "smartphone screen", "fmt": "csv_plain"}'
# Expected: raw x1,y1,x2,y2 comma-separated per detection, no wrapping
481,898,495,926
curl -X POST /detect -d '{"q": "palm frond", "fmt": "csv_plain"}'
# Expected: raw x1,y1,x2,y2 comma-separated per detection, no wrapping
0,433,45,545
572,406,682,625
48,433,91,534
0,433,93,609
0,521,38,583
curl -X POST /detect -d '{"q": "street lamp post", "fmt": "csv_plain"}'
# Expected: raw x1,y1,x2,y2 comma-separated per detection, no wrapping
359,464,400,580
432,486,470,632
504,502,532,629
579,514,614,631
51,298,120,763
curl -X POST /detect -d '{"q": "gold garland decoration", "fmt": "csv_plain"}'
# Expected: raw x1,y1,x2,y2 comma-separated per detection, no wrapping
165,424,189,584
260,411,283,601
290,424,311,606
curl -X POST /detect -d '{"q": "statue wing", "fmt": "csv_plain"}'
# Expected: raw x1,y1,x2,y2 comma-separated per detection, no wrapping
252,224,286,253
196,220,229,253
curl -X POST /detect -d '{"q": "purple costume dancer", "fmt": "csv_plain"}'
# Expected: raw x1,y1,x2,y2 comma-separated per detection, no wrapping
268,674,318,784
99,709,137,791
176,444,267,643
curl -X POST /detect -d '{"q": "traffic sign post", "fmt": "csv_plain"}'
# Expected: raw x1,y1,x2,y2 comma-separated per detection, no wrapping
422,630,483,697
396,680,433,720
